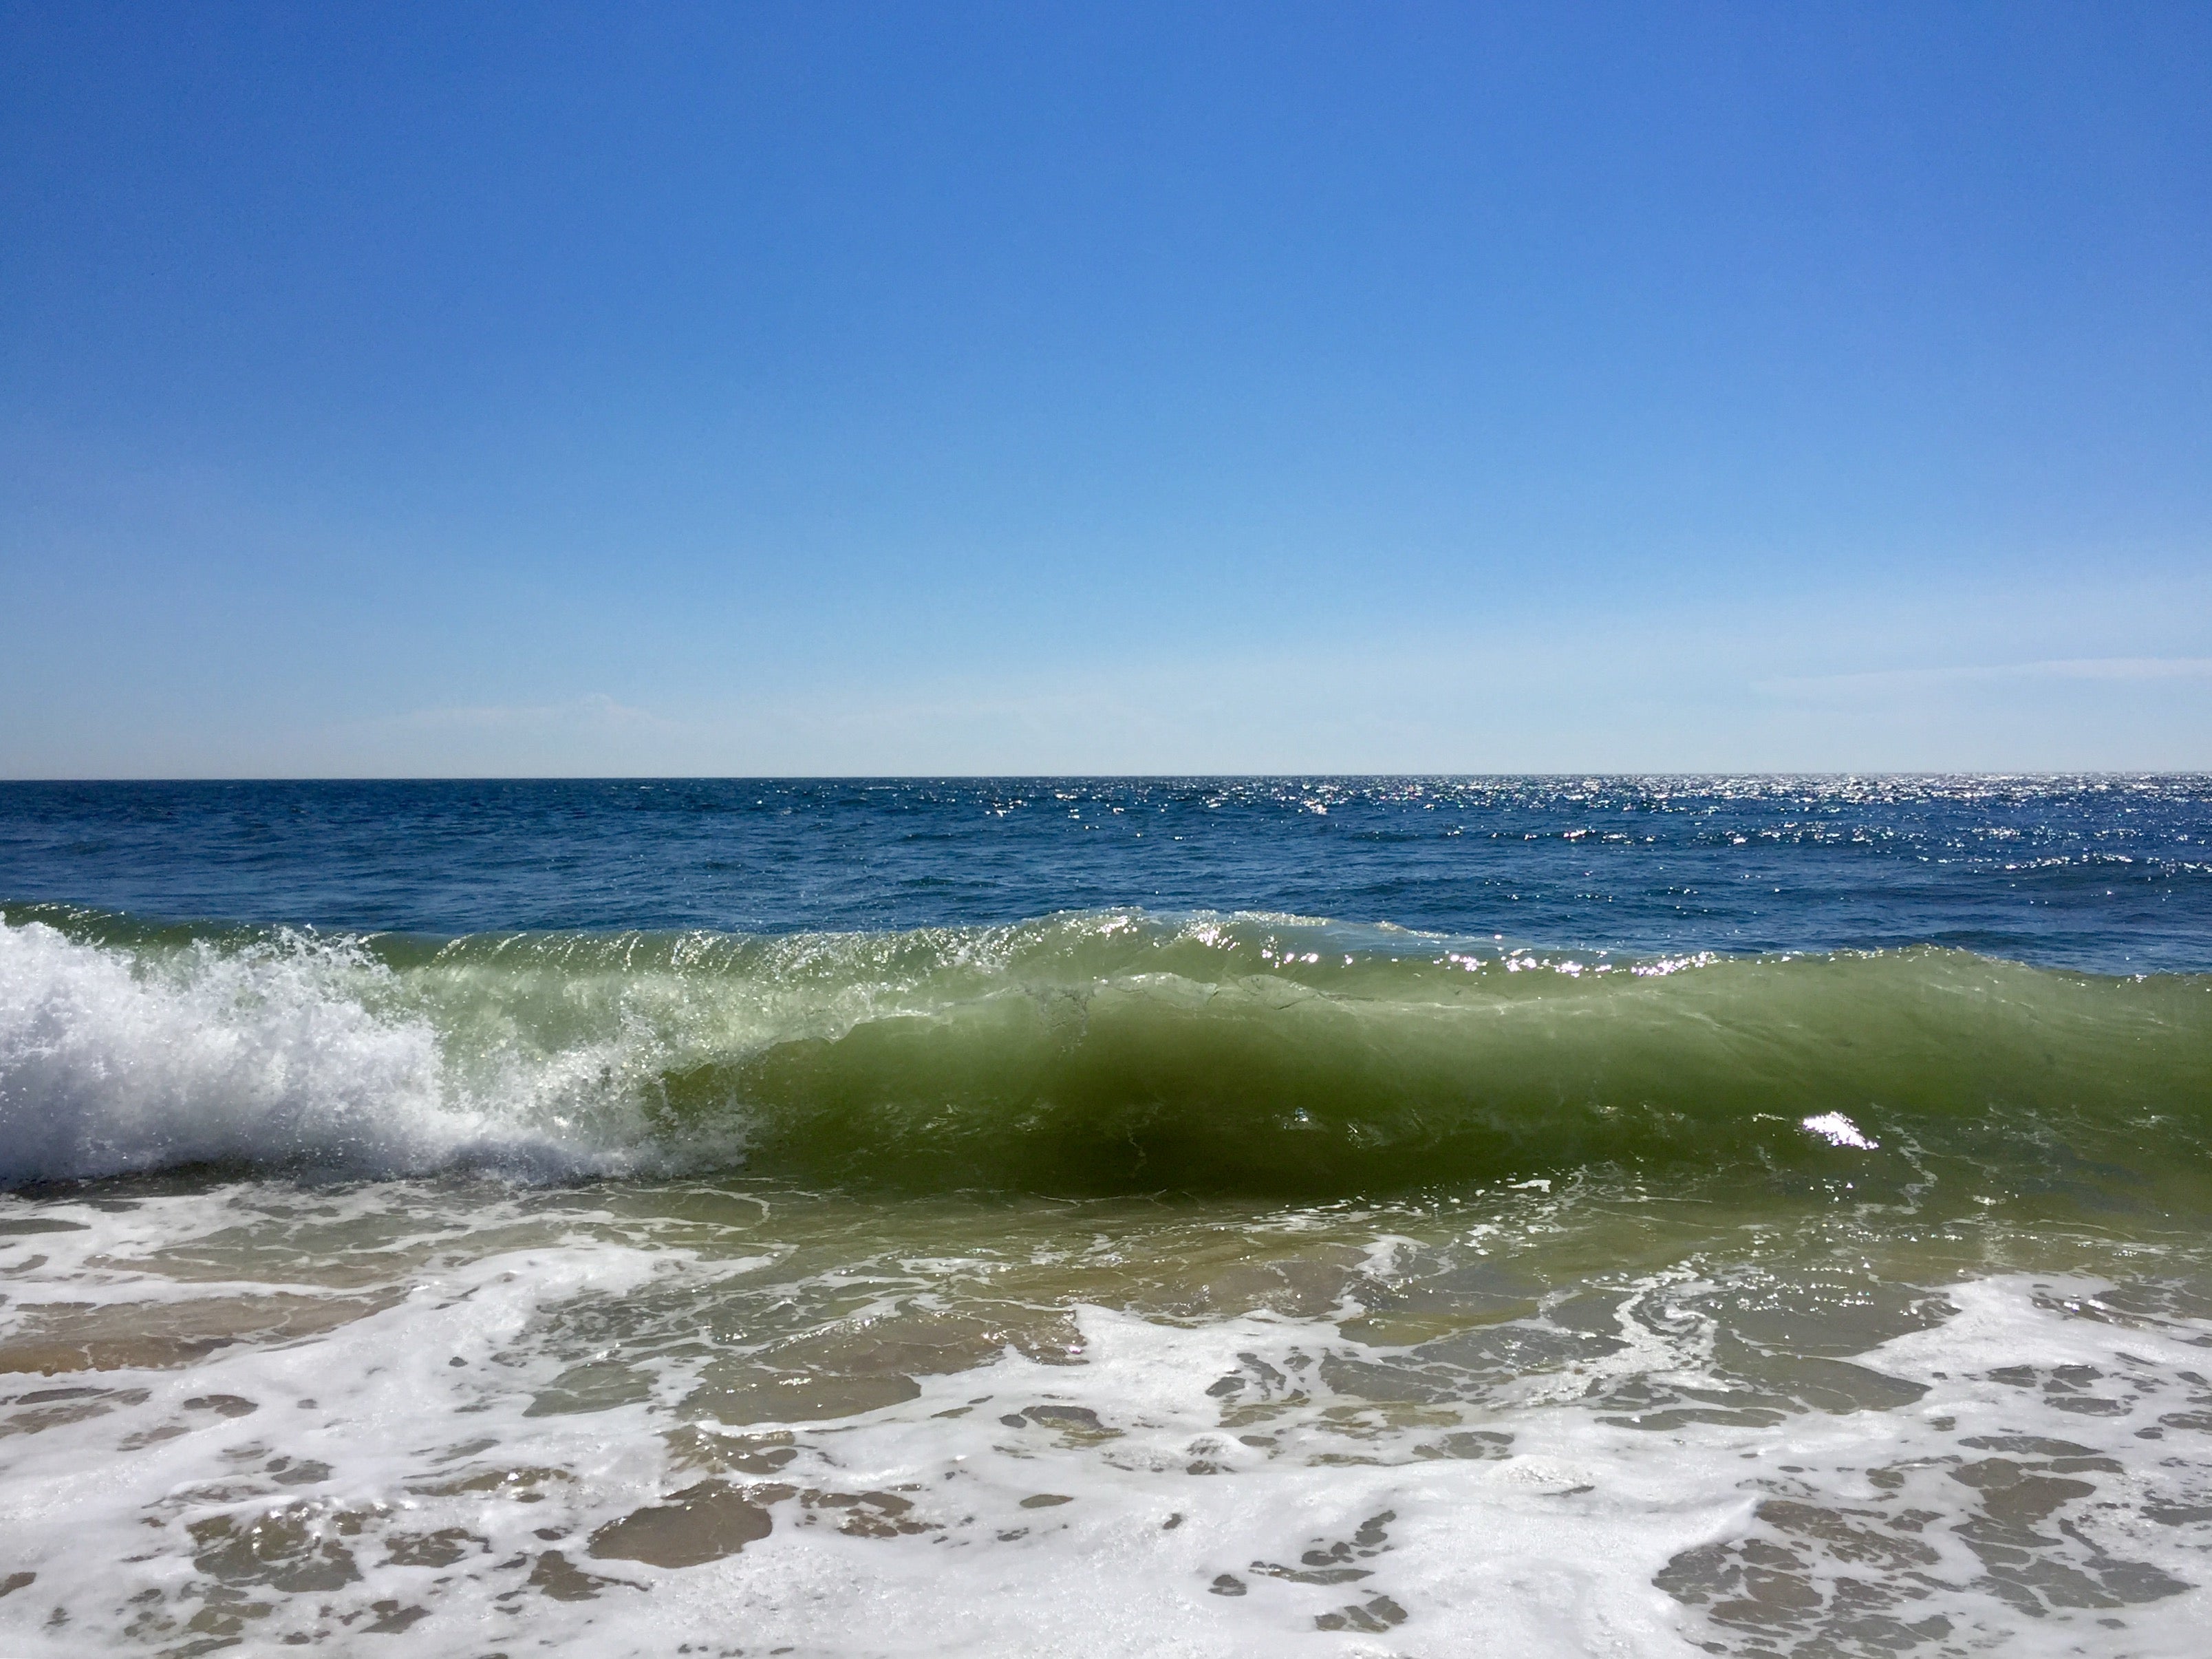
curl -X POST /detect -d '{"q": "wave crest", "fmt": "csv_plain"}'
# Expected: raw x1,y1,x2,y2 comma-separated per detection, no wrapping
4,908,2209,1192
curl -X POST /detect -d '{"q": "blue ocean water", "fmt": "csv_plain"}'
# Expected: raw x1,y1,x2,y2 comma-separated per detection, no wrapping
2,775,2208,972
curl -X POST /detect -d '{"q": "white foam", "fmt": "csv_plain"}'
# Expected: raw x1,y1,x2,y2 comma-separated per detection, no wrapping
1799,1111,1878,1149
0,918,633,1182
4,1187,2209,1657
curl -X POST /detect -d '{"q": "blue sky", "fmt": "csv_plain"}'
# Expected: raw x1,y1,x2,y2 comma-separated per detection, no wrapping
3,1,2208,775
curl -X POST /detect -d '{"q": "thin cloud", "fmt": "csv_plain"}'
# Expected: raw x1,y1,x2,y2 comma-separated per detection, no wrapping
354,694,679,736
1757,658,2212,700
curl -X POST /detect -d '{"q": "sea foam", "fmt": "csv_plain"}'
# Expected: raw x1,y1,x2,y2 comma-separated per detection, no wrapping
0,917,621,1183
3,1176,2209,1657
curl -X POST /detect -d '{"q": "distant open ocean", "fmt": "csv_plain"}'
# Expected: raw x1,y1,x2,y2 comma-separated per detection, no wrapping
3,776,2210,1656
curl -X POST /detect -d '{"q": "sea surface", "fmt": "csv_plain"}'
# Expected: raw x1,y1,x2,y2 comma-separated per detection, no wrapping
2,776,2209,1658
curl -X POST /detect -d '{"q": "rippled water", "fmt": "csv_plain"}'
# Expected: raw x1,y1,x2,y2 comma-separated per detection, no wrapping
5,774,2207,969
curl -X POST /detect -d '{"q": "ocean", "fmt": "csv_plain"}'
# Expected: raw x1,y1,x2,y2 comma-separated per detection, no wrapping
1,776,2209,1657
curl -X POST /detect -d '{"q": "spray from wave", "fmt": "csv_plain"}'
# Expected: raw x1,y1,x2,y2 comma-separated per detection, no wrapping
0,915,645,1182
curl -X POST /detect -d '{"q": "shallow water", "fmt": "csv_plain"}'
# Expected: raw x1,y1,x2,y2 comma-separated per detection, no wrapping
2,778,2210,1655
8,1173,2212,1656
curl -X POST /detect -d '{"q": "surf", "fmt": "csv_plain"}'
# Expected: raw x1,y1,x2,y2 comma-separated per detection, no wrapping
3,906,2207,1193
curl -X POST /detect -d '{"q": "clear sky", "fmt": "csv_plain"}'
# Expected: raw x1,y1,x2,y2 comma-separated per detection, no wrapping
3,1,2209,776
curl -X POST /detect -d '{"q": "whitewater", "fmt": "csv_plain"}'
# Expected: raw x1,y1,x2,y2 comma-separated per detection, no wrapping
2,776,2209,1656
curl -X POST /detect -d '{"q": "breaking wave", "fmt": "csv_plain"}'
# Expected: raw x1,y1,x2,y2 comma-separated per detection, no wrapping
3,906,2208,1192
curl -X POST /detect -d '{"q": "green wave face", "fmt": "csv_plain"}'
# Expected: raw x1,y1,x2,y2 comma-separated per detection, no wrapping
631,925,2212,1195
6,906,2211,1195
